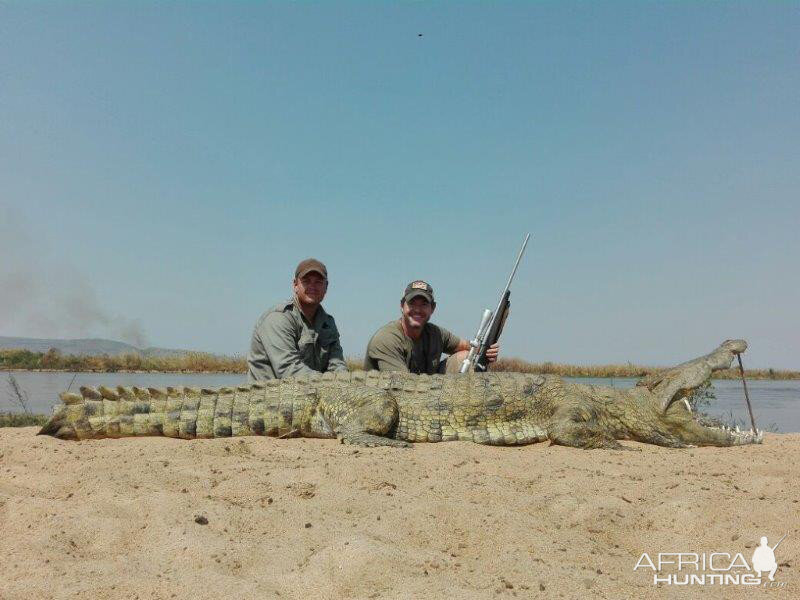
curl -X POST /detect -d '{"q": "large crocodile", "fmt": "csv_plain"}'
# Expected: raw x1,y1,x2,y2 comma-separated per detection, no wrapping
38,340,763,449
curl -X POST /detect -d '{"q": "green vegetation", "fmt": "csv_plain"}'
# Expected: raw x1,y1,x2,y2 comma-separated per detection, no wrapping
1,348,797,379
685,380,716,413
0,348,246,373
0,413,48,427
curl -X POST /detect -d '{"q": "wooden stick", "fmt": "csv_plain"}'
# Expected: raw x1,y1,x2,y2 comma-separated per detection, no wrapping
736,354,758,433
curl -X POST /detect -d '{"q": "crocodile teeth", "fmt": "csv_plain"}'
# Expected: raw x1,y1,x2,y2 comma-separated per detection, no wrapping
731,429,764,445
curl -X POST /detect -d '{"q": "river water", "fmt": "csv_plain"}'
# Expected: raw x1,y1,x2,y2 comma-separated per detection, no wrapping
2,371,798,432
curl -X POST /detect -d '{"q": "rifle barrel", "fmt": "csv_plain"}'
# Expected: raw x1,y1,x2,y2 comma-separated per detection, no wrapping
502,233,530,296
771,532,788,551
488,234,530,331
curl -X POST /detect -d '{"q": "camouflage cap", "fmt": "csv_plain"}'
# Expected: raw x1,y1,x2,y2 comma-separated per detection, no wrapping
402,280,434,304
295,258,328,279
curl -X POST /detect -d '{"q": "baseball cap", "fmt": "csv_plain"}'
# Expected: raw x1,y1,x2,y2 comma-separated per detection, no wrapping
295,258,328,279
402,280,434,304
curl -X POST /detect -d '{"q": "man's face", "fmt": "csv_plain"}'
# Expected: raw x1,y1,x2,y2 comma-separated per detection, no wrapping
293,271,328,306
401,296,434,330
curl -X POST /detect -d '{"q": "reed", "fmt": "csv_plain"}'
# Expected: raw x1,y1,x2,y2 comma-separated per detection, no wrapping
6,374,33,415
1,374,47,427
489,358,800,380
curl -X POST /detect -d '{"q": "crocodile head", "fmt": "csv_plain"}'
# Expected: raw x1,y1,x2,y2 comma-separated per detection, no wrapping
627,339,763,447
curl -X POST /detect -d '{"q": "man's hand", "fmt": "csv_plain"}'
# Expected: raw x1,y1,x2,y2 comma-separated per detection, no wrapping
454,339,500,366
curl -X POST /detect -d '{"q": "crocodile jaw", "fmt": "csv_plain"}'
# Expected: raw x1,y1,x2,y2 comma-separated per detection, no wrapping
670,417,765,447
708,425,764,446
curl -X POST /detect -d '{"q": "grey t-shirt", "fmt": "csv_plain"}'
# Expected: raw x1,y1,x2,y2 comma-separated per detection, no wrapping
247,299,347,381
364,320,460,374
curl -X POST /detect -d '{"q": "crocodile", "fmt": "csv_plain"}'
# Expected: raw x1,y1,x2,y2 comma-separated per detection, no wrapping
38,339,763,449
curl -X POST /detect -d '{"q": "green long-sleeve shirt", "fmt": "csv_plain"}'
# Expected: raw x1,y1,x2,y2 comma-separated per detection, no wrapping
247,299,347,381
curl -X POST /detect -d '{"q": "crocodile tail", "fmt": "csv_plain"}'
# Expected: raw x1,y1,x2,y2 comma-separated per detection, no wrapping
37,403,73,438
38,385,248,441
38,385,173,440
38,392,84,439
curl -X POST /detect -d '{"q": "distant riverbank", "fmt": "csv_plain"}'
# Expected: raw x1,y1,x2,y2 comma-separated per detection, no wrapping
1,348,797,380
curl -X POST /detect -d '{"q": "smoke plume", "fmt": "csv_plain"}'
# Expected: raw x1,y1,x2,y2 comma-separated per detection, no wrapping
0,206,149,347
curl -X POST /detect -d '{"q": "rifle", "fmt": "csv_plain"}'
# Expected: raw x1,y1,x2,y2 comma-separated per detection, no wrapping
460,234,530,373
771,533,788,552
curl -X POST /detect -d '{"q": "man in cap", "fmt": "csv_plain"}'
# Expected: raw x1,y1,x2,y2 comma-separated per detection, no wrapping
363,280,499,374
247,258,348,381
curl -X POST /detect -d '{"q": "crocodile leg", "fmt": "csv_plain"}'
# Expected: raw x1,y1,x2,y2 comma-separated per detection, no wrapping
631,430,693,448
321,387,411,448
547,421,627,450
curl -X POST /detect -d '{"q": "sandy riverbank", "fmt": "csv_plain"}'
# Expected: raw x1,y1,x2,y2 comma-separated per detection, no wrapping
0,429,797,599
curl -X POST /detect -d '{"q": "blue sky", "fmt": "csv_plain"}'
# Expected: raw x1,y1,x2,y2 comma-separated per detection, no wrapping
1,1,798,368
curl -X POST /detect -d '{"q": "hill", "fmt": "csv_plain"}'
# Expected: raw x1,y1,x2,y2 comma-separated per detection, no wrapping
0,336,192,357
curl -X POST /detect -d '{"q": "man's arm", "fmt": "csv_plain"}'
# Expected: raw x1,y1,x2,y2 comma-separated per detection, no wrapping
365,333,411,373
325,334,348,372
247,326,274,382
256,312,318,379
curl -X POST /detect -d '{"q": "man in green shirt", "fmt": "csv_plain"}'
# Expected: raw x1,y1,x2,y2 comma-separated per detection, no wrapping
247,258,348,381
364,280,500,374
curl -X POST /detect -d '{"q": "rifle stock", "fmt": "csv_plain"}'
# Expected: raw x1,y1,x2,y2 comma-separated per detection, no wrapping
476,290,510,371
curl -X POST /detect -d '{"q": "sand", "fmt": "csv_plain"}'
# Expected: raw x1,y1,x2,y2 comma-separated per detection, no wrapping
0,428,797,599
